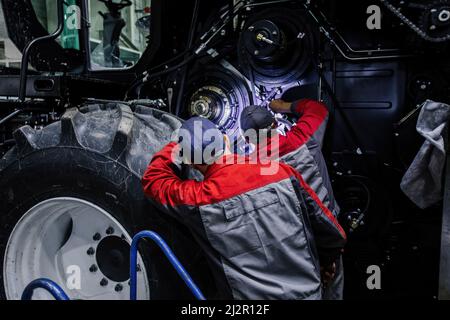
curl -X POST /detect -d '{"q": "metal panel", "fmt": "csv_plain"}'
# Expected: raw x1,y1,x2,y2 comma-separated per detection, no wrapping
0,75,61,98
439,146,450,300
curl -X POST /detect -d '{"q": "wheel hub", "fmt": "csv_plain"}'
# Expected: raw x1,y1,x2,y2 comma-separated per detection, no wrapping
243,20,284,62
189,86,231,129
238,9,314,87
95,236,130,283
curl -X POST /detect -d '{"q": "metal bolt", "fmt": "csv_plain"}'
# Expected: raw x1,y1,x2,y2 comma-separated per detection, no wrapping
439,10,450,22
87,247,95,256
248,26,254,31
106,227,114,235
93,233,101,241
254,50,259,55
220,29,226,36
89,264,98,273
100,278,108,287
115,284,123,292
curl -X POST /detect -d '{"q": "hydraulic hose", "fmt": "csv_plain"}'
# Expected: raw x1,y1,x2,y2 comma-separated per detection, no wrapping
21,278,70,300
19,0,65,102
174,0,201,116
125,54,198,100
130,230,206,300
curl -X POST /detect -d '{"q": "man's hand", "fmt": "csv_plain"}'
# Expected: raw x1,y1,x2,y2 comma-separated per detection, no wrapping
269,99,292,113
321,262,336,287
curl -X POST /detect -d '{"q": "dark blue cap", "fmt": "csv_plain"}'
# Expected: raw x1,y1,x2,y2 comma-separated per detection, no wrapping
178,117,225,164
240,105,275,132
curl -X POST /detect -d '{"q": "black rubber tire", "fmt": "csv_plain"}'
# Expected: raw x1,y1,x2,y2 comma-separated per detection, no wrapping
0,103,216,300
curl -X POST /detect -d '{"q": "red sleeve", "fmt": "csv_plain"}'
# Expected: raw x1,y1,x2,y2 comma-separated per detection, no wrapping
279,99,329,155
142,142,204,207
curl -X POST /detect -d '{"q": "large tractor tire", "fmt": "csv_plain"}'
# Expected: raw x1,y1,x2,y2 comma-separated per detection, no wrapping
0,103,216,300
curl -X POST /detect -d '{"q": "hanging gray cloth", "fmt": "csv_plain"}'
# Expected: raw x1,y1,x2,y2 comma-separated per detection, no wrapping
401,100,450,209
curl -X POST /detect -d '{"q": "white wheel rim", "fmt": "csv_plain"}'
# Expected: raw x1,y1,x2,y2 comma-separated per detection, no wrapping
3,197,150,300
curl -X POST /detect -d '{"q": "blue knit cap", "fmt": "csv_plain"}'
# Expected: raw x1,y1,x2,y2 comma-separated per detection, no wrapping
178,117,225,164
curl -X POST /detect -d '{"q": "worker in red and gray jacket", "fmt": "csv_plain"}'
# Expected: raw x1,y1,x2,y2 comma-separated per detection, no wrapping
142,117,346,300
240,99,338,217
240,99,343,299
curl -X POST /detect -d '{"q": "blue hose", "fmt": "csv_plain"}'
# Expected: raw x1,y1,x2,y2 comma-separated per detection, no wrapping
21,278,70,300
130,230,206,300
